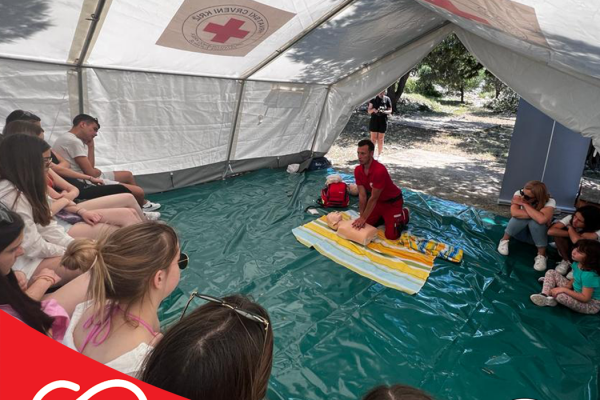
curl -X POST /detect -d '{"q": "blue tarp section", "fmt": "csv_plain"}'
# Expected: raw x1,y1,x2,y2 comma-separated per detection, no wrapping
150,168,600,400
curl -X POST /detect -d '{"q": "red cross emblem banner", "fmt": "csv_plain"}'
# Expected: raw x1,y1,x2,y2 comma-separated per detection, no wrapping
157,0,296,57
422,0,549,48
0,313,186,400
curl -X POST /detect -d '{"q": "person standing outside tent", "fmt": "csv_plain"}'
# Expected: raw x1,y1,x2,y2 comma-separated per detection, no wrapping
353,139,409,240
367,90,392,158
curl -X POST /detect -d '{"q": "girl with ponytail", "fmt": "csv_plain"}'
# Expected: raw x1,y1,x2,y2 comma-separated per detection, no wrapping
0,204,88,340
61,222,183,377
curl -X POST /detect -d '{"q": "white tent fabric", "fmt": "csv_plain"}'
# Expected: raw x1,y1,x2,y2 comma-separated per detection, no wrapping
1,0,600,191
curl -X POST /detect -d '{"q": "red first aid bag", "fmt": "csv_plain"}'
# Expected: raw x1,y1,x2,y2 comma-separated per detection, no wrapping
320,182,349,208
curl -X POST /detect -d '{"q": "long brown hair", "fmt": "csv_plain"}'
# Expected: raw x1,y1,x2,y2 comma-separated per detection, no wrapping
3,120,43,138
61,222,179,324
141,294,274,400
0,134,51,225
0,206,54,335
523,180,550,211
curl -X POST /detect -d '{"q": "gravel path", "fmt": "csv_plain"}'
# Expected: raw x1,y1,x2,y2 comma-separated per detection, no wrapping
327,109,600,217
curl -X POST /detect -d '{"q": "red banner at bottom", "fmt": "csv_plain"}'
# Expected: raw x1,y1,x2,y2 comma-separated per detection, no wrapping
0,312,186,400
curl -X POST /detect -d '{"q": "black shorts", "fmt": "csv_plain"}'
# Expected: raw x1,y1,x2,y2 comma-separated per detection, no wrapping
369,117,387,133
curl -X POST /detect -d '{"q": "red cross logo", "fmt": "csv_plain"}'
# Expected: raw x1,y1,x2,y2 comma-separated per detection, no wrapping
423,0,490,25
203,18,250,43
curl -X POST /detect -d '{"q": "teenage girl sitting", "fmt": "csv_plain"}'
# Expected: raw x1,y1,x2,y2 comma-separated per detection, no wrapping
548,205,600,277
497,180,555,271
0,205,89,340
531,239,600,314
0,134,116,284
61,222,184,377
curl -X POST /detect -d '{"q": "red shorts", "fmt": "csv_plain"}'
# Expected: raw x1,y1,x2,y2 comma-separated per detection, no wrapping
366,197,408,240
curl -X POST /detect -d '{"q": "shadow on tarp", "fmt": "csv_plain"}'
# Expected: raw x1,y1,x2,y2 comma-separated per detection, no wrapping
148,168,600,400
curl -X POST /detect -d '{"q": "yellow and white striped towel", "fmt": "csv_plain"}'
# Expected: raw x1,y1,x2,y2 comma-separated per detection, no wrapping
292,211,435,294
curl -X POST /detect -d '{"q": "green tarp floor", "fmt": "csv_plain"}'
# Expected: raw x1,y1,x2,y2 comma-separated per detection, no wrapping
149,168,600,400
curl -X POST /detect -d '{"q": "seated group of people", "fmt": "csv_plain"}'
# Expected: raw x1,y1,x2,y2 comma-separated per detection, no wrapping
496,180,600,314
0,114,433,399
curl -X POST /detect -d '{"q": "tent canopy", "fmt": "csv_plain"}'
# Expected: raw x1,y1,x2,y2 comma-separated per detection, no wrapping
1,0,599,191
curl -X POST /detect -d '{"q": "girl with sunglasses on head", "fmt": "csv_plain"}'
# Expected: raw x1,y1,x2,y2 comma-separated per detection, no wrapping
61,222,185,377
548,205,600,278
497,180,555,272
0,204,90,340
141,293,273,400
0,134,118,285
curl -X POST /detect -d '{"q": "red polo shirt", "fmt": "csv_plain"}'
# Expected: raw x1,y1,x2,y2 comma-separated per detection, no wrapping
354,160,402,202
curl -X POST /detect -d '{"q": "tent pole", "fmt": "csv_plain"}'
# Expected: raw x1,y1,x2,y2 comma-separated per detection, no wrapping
241,0,357,80
222,80,246,179
75,0,108,114
310,86,332,157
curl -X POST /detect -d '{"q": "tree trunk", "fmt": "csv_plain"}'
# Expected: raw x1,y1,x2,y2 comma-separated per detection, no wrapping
460,86,465,103
386,72,410,113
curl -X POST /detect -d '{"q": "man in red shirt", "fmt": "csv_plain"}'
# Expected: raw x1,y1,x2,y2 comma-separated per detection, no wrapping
352,139,409,239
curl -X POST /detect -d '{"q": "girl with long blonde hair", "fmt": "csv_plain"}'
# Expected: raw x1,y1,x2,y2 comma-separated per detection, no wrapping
497,180,555,271
61,222,185,377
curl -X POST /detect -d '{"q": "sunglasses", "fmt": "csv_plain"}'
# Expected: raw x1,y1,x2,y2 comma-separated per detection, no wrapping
178,252,189,270
519,189,532,201
180,292,270,334
0,207,14,223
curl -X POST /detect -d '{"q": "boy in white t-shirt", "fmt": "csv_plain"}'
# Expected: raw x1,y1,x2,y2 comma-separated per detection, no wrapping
548,205,600,276
52,114,160,212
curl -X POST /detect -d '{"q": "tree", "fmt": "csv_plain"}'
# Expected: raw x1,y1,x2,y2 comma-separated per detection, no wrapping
386,72,410,113
418,34,483,102
483,70,506,99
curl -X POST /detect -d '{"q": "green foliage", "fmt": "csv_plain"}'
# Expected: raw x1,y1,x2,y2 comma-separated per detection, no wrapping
404,77,418,94
482,70,508,99
416,34,483,102
485,88,519,113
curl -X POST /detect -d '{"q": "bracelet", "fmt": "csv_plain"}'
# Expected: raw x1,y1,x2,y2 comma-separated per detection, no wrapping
33,274,56,286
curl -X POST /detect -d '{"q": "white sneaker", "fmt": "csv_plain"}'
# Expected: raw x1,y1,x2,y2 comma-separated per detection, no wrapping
555,260,570,275
144,211,161,221
142,200,161,211
530,294,557,307
497,239,509,256
533,255,547,271
566,270,574,280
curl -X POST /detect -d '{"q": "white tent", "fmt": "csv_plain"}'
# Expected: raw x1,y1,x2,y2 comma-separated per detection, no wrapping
1,0,599,192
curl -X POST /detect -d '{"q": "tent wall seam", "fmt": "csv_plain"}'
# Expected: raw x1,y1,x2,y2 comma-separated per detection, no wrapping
0,55,331,86
74,0,108,114
333,21,452,86
310,86,333,156
222,0,359,178
223,80,247,179
241,0,358,80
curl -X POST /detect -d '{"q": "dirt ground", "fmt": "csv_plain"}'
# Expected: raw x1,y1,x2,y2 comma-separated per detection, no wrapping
328,104,600,217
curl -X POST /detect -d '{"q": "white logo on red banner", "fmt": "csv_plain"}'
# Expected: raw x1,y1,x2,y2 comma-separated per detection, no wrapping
33,380,147,400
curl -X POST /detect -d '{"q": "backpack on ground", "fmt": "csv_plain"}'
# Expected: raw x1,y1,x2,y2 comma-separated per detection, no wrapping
320,181,349,208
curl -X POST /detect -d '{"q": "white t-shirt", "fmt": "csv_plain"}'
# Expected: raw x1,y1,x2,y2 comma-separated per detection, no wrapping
52,132,88,174
513,190,556,208
559,215,600,240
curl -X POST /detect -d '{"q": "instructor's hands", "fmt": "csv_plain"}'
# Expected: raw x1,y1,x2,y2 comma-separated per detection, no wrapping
352,217,367,229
